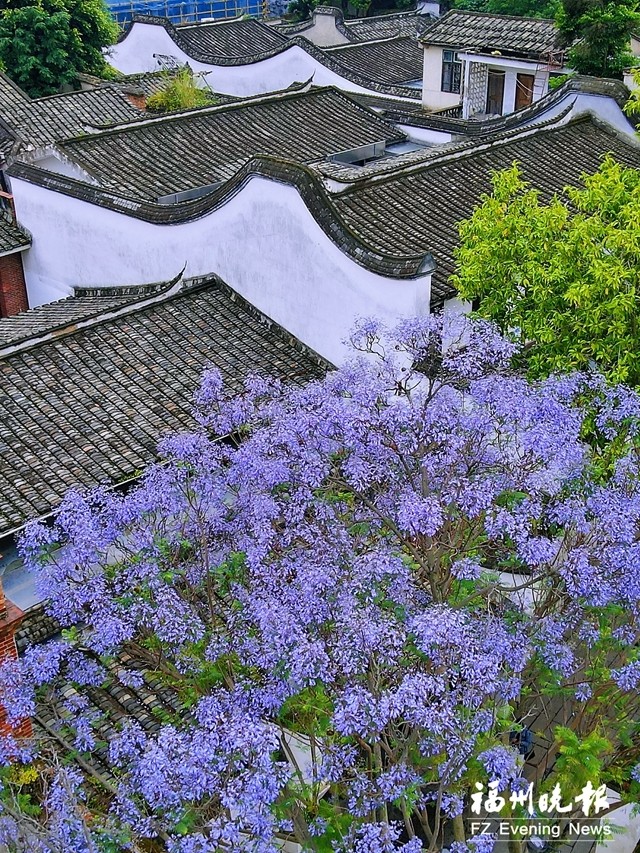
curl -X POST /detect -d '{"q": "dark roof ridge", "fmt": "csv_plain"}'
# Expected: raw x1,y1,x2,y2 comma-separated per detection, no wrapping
176,12,246,27
325,33,417,50
346,8,419,23
118,13,288,62
318,101,576,184
0,271,186,357
7,155,434,279
424,8,556,25
296,36,422,98
335,111,640,196
384,74,630,135
58,81,358,143
276,5,356,40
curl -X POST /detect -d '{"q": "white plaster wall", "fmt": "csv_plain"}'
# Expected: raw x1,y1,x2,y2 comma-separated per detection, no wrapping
107,22,417,102
397,123,454,144
12,176,431,365
515,90,637,137
33,154,96,183
502,68,518,114
295,14,351,46
417,0,440,15
422,45,461,110
595,791,640,853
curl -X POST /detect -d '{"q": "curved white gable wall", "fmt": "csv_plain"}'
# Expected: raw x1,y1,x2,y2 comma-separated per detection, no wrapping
12,176,431,365
108,22,414,100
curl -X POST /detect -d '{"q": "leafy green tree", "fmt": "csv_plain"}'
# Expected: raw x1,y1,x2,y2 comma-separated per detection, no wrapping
557,0,640,78
59,0,119,76
0,4,78,96
286,0,316,22
453,0,560,18
452,157,640,385
486,0,560,15
0,0,118,97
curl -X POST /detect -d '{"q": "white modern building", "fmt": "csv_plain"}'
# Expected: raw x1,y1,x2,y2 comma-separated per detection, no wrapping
420,9,570,118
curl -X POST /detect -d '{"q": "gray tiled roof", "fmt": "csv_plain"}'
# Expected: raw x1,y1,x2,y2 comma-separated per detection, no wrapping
333,116,640,302
118,70,203,98
60,87,404,201
325,36,423,85
0,74,143,150
344,9,424,41
174,16,288,56
0,212,31,255
0,72,30,114
13,116,635,295
276,8,422,42
420,9,561,59
0,291,151,347
0,277,327,537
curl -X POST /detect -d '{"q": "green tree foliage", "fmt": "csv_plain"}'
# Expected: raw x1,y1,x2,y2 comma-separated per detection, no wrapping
557,0,640,78
0,0,118,97
146,68,217,113
452,0,560,19
624,66,640,114
452,157,640,385
286,0,316,22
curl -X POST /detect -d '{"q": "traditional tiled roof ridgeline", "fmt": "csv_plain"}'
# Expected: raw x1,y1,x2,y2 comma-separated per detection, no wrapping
332,116,640,296
276,6,425,43
58,87,404,201
115,15,423,100
175,16,288,56
0,282,174,348
420,9,562,60
0,277,328,537
324,36,424,85
11,112,639,302
8,154,435,281
372,75,630,137
345,9,427,41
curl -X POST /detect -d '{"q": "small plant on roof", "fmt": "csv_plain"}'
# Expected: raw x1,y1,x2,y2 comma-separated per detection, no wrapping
146,68,217,113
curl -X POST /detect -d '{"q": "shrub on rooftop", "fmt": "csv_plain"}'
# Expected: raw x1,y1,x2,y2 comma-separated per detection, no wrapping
145,68,217,113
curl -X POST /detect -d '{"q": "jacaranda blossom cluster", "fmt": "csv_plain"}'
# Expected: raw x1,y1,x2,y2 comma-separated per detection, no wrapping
3,312,640,852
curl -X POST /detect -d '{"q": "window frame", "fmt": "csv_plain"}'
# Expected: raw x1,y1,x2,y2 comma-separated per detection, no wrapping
441,49,462,94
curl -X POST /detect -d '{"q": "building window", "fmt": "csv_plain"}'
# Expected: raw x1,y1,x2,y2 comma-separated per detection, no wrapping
441,49,461,94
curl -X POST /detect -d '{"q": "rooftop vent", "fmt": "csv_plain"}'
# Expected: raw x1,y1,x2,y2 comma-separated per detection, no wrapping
327,140,387,167
157,181,223,205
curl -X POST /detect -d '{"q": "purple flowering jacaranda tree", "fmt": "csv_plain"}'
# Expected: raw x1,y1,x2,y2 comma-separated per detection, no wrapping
3,313,640,853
